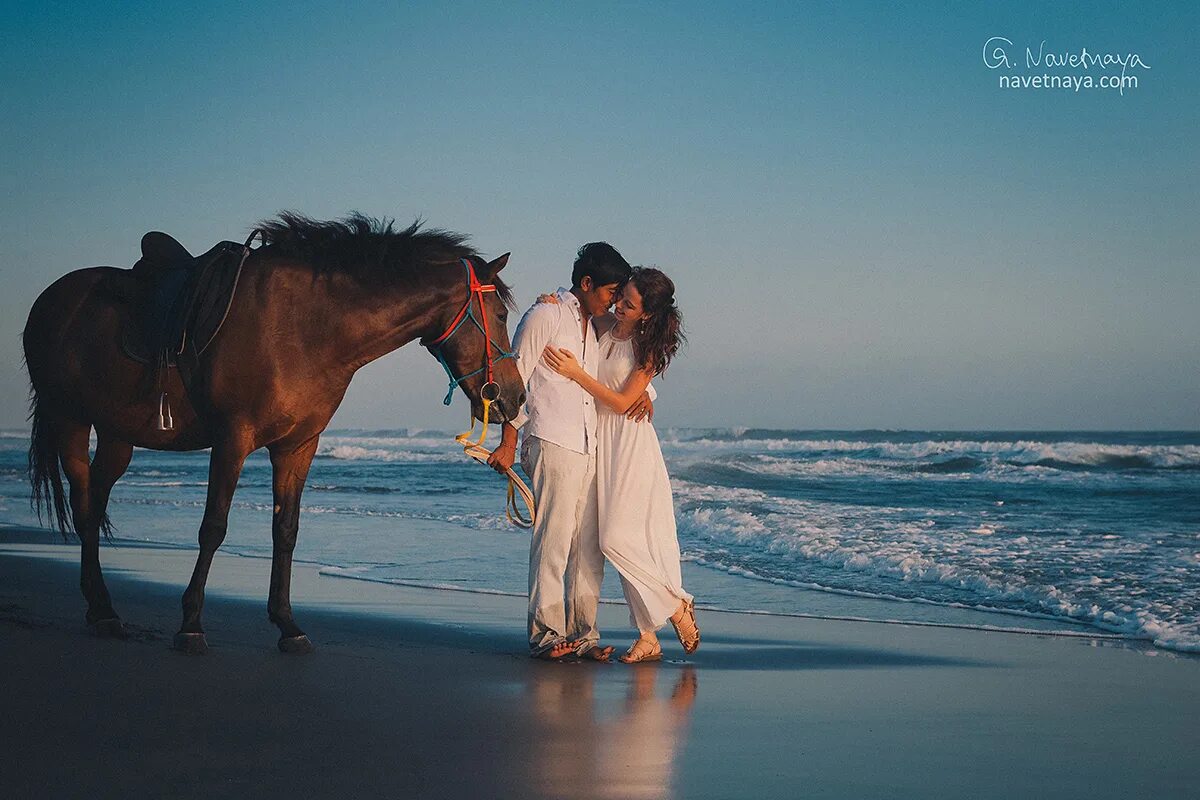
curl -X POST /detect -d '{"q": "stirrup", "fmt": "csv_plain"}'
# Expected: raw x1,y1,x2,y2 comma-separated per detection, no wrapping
156,392,174,430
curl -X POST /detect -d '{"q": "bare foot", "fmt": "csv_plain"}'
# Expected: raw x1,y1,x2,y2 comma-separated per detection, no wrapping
577,643,615,662
532,640,576,661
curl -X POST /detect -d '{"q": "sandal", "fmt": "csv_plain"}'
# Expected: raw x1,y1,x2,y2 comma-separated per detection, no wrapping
619,636,663,664
670,599,701,654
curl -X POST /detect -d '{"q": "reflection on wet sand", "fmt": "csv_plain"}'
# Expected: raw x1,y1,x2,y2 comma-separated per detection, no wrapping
527,666,698,800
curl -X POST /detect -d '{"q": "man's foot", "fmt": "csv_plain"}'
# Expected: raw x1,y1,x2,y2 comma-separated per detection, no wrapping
532,640,576,661
575,643,615,662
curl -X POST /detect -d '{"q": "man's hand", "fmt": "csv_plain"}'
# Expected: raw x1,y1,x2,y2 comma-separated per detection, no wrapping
487,423,519,473
487,441,516,473
625,391,654,422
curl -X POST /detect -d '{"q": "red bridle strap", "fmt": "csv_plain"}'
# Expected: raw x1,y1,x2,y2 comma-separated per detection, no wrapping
429,259,501,385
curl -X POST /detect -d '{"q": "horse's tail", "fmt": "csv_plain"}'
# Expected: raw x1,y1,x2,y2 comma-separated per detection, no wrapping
23,270,119,541
23,287,74,539
26,384,75,539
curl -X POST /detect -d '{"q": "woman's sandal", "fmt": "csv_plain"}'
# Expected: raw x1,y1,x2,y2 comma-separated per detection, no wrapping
619,636,663,664
670,599,701,654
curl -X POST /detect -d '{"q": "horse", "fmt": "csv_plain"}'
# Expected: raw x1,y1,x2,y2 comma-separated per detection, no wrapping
22,212,525,653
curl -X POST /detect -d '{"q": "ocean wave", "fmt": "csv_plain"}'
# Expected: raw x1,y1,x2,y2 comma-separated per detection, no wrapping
122,480,210,488
315,444,461,463
325,428,453,440
917,456,986,473
321,434,457,450
318,564,1161,645
318,566,528,598
666,448,1200,487
662,436,1200,471
109,494,520,532
676,505,1200,654
286,503,517,530
676,457,981,486
307,483,468,496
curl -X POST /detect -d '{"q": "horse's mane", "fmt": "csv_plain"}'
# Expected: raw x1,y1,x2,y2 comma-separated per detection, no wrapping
256,211,513,305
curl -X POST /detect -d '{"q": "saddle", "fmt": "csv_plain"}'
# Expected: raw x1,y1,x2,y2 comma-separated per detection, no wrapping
121,231,250,367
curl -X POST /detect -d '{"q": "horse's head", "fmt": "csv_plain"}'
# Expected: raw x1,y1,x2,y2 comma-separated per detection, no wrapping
423,253,525,424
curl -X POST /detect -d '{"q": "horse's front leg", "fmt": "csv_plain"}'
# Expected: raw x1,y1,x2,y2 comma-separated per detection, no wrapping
267,436,319,653
174,436,251,654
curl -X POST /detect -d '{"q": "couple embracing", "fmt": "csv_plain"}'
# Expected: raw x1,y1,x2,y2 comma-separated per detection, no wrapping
487,243,698,663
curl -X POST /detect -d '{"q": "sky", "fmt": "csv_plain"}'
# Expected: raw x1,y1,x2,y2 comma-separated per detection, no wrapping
2,1,1196,431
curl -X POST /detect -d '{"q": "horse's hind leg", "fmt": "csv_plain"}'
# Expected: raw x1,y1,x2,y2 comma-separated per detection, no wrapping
174,436,251,654
267,436,320,653
59,424,98,613
85,434,134,636
58,423,123,634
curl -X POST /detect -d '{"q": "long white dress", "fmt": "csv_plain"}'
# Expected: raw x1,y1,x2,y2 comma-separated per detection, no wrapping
595,328,693,631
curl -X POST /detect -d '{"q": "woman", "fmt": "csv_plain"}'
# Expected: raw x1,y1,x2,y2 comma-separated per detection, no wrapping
540,267,699,663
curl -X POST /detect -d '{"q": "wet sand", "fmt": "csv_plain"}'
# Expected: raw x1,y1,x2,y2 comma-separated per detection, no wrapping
1,528,1197,799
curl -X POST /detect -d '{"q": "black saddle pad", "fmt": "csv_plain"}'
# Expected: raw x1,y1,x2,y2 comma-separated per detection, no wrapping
121,241,247,366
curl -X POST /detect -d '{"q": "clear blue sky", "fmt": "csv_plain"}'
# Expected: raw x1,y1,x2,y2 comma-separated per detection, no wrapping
2,1,1196,430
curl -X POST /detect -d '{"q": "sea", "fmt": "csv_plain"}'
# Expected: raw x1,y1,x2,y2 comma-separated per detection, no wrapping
1,428,1197,654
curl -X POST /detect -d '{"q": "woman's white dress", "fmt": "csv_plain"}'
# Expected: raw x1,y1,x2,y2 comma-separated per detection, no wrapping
595,329,693,631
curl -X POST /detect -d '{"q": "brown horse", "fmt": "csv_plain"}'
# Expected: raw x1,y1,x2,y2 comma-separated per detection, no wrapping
22,213,525,653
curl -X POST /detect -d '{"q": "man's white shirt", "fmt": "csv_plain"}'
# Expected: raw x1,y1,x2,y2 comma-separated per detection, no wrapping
510,288,599,455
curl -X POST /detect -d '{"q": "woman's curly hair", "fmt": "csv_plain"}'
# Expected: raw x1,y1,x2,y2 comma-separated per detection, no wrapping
630,267,686,376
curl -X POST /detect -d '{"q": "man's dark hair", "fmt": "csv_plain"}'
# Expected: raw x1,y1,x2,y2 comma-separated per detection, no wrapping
571,242,631,289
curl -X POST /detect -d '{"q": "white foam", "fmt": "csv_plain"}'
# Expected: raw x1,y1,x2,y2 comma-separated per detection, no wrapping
316,444,460,463
123,480,209,488
318,564,1141,643
675,503,1200,654
662,436,1200,470
318,566,528,598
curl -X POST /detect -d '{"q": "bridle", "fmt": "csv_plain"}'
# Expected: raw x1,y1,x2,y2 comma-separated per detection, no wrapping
426,257,516,407
425,257,535,529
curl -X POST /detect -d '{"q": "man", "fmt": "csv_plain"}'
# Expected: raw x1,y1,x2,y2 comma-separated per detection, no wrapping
488,242,653,661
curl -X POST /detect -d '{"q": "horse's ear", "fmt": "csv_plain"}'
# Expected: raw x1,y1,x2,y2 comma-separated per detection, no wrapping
485,252,510,277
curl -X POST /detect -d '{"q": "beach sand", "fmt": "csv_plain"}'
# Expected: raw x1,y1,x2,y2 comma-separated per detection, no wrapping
1,526,1196,799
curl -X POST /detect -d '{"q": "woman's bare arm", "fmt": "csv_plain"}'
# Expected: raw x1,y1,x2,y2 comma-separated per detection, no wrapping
542,347,654,413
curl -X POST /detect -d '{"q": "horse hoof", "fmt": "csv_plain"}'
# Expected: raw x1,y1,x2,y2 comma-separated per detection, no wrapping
89,618,129,639
278,634,314,654
173,632,209,655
